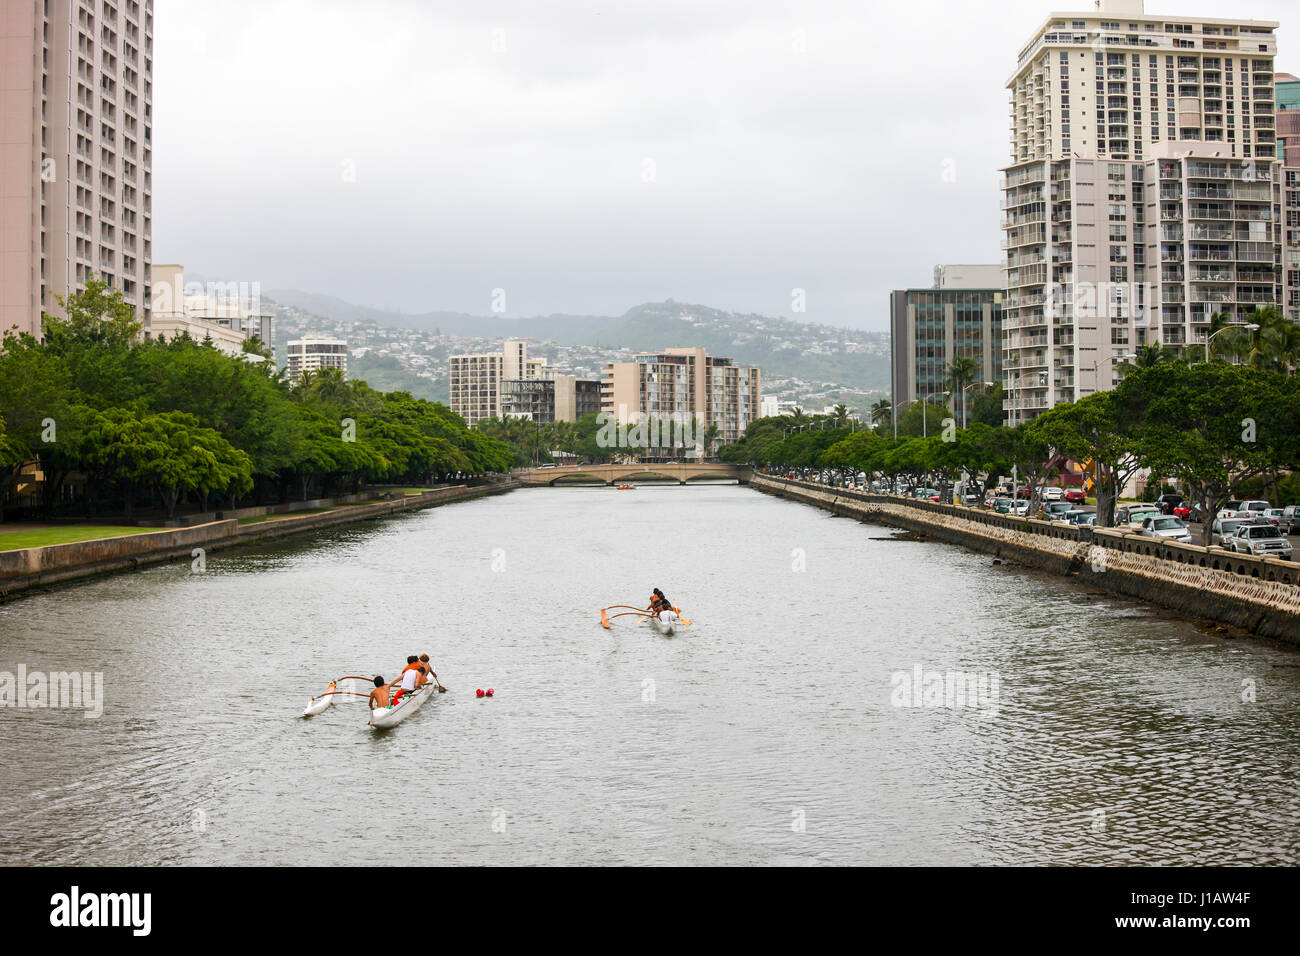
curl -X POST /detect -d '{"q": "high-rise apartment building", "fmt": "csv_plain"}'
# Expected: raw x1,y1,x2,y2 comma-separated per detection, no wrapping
1278,73,1300,166
890,267,1004,427
600,348,760,446
1,0,154,340
286,336,347,380
449,339,548,425
1002,0,1280,423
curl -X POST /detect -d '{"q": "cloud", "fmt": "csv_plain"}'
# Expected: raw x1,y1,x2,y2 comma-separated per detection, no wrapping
152,0,1297,328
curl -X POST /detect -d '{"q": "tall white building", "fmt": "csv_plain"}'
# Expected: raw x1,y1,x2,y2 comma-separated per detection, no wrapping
286,335,347,380
1002,0,1280,423
449,339,548,425
1,0,154,340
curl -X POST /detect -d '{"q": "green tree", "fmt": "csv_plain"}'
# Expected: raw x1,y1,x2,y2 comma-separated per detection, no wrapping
1127,362,1283,546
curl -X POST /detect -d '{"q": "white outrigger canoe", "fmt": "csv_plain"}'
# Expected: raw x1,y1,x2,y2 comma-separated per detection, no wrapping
369,683,433,729
648,616,677,637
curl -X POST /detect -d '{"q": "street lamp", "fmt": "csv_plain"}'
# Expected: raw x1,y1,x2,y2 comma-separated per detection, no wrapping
921,391,949,439
892,398,919,440
1090,352,1137,390
961,381,996,429
1201,322,1259,363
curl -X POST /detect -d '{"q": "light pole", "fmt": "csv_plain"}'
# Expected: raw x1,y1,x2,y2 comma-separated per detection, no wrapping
921,391,949,439
961,381,996,429
893,398,919,440
1083,354,1135,518
1201,322,1259,363
1090,352,1137,391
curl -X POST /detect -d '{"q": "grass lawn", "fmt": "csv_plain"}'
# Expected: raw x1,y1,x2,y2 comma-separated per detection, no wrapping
0,525,156,551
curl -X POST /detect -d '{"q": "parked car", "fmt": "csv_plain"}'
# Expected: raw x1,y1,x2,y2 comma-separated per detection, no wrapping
1064,489,1087,505
1155,493,1184,515
1054,508,1088,524
1264,508,1285,527
1280,505,1300,535
1068,511,1097,526
1210,517,1251,547
1227,523,1294,559
1042,486,1064,502
1116,503,1161,526
1217,500,1243,519
1139,515,1193,543
1040,501,1076,520
1236,499,1272,520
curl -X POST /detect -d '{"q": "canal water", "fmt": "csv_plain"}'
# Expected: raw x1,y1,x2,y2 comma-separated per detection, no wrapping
2,484,1298,865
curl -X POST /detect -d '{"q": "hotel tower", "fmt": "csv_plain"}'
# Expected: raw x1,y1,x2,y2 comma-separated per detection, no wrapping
1,0,153,340
1002,0,1280,423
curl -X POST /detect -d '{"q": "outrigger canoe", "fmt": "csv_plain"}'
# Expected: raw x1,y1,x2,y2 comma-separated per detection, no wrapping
648,615,678,637
369,683,432,729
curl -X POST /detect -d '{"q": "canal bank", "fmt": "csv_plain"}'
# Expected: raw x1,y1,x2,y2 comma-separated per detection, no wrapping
752,474,1300,648
0,479,518,601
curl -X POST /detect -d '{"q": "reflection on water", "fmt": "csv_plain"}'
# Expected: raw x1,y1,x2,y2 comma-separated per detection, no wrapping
1,485,1298,865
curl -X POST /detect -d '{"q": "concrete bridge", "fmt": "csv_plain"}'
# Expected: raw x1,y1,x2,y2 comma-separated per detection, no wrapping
514,462,751,486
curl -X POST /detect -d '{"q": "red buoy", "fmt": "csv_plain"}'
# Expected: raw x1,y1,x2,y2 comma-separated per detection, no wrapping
486,688,495,697
476,688,484,698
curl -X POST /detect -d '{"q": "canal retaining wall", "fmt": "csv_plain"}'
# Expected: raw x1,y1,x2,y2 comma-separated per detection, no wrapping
751,474,1300,647
0,480,517,600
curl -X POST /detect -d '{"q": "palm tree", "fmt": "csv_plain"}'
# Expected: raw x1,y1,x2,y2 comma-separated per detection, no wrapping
701,423,721,460
790,406,808,426
869,398,892,428
1250,305,1300,371
831,403,851,428
1119,341,1175,377
1207,310,1250,363
945,356,980,427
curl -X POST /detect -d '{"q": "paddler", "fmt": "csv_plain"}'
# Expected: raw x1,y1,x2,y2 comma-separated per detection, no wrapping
392,655,425,705
368,676,391,710
418,653,438,688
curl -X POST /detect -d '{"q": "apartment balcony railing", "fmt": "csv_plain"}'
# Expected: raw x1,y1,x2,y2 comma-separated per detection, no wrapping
1236,289,1275,303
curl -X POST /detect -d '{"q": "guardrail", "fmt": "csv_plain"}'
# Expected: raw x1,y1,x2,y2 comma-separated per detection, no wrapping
754,475,1299,587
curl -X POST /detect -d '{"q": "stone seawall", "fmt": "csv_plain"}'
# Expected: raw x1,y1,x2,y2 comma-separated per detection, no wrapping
751,474,1300,648
0,481,516,600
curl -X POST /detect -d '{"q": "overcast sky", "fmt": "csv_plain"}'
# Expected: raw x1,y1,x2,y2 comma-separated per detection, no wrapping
153,0,1297,330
